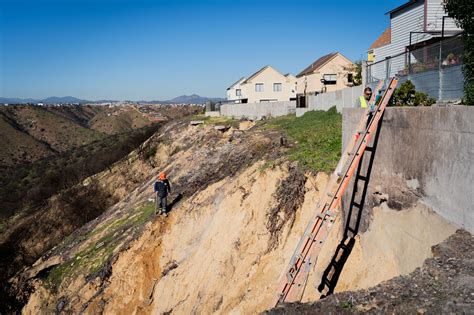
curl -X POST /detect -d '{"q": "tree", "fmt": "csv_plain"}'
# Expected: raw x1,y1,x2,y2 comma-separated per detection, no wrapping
444,0,474,104
343,61,362,86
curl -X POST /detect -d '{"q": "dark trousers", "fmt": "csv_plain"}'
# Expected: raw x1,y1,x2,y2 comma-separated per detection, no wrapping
366,112,373,128
156,193,167,213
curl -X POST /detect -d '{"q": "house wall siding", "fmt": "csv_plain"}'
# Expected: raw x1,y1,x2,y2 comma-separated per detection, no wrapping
371,44,393,81
426,0,459,32
296,55,354,94
227,67,296,103
367,0,463,86
391,1,428,49
370,1,428,80
227,87,242,102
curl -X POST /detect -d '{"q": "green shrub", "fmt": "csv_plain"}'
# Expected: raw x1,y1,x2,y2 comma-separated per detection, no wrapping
444,0,474,104
144,146,157,159
391,80,436,106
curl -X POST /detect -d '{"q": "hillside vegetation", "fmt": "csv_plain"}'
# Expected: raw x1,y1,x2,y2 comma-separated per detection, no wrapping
0,104,197,167
0,124,160,220
267,106,342,172
0,105,105,165
0,116,53,165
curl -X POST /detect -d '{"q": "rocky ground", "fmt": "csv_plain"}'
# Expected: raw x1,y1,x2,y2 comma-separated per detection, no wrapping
268,229,474,314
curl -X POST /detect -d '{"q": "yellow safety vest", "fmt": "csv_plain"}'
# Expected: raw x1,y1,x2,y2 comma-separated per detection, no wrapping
359,96,368,108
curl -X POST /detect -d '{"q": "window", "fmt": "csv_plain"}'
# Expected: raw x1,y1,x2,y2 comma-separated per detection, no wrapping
322,74,337,85
347,73,354,83
236,89,241,96
255,83,264,92
273,83,282,92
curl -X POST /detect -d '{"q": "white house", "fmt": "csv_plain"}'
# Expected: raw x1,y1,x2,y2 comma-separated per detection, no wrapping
367,0,462,81
226,66,296,103
296,52,355,95
226,77,246,102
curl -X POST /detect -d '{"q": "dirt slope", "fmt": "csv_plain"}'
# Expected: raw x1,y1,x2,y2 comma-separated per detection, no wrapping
98,163,320,314
6,119,283,313
88,106,158,135
88,105,201,135
18,119,461,315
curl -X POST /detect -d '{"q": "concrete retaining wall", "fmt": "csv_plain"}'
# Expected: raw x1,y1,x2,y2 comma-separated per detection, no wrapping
220,101,296,120
342,106,474,233
296,86,362,117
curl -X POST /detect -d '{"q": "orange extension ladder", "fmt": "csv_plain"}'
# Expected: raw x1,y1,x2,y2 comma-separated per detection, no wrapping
270,77,399,308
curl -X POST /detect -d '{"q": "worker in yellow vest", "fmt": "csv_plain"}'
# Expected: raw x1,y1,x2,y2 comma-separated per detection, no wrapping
354,87,375,136
354,87,372,108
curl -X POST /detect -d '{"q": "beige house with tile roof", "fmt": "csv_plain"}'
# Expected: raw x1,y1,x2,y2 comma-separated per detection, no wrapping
227,66,296,103
296,52,355,95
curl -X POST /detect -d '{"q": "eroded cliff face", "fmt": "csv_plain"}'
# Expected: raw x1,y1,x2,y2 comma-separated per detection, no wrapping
22,161,325,314
94,163,323,315
20,120,457,314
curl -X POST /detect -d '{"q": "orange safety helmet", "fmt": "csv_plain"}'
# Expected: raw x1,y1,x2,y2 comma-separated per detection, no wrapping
159,172,167,180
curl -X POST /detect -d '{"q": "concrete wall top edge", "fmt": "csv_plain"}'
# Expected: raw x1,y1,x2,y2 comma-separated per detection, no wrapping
343,107,474,134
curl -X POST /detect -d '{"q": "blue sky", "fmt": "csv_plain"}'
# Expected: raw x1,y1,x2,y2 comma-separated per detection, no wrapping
0,0,406,100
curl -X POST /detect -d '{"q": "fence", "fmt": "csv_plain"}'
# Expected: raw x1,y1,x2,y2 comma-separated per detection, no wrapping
220,101,296,120
295,85,363,116
366,34,464,102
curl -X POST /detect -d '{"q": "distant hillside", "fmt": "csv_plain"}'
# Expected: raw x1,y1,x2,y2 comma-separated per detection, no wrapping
41,96,89,104
0,104,201,166
0,96,90,104
166,94,225,104
1,94,224,105
89,105,160,135
0,115,53,165
139,95,225,104
0,105,105,165
0,97,40,104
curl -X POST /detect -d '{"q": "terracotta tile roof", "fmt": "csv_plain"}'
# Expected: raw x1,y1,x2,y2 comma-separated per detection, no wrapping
296,52,337,78
369,27,391,51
